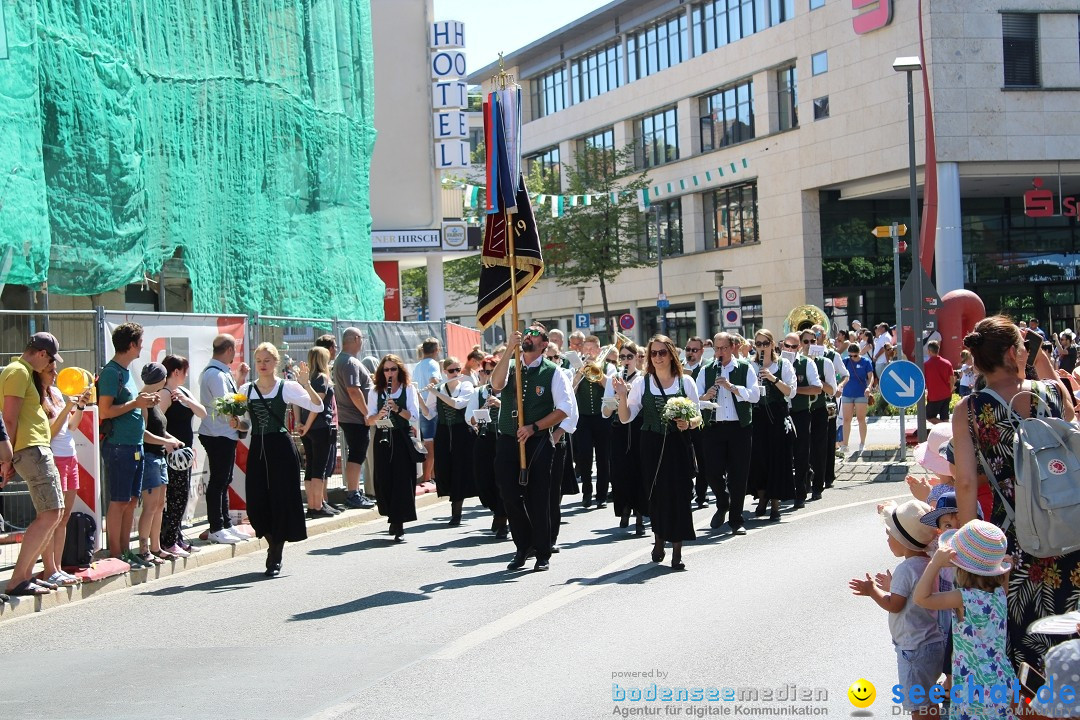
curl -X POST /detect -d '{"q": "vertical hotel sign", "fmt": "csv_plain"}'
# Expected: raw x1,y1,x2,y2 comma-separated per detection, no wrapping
431,21,468,169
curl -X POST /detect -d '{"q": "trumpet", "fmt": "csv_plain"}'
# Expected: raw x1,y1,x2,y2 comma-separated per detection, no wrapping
582,358,606,384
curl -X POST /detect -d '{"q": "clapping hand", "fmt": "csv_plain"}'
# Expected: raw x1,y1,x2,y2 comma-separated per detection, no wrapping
848,574,876,597
874,569,892,591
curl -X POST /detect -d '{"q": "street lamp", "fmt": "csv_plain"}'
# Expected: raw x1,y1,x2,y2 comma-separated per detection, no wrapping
652,205,667,336
713,269,727,333
893,55,927,442
576,286,585,314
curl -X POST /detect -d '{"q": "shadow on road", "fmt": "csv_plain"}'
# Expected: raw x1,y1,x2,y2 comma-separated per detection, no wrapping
288,590,430,622
138,571,267,596
562,563,668,587
307,537,395,556
419,567,521,593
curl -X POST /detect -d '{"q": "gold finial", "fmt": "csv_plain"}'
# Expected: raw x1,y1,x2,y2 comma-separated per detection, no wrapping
490,51,517,90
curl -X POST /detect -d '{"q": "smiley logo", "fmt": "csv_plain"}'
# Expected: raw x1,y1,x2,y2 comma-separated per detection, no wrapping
848,679,876,708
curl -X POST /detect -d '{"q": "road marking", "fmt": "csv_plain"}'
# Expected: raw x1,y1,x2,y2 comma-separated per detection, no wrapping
429,492,907,661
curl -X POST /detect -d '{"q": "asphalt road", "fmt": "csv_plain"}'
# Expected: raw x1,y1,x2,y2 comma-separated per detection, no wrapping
3,472,915,720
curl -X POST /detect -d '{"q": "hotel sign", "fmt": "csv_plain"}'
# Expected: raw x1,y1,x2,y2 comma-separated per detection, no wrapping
371,230,441,250
431,20,469,169
852,0,893,35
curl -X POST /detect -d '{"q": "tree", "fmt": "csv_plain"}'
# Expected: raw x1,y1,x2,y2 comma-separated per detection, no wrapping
400,255,482,319
530,143,651,342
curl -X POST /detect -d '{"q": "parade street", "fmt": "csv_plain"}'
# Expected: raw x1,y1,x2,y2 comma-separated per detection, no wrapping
3,466,912,720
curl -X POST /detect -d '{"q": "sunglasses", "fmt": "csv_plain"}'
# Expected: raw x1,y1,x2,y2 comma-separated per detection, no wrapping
446,367,461,374
754,340,771,347
801,339,812,345
782,343,799,350
684,347,700,353
650,349,669,358
524,329,542,337
383,367,399,373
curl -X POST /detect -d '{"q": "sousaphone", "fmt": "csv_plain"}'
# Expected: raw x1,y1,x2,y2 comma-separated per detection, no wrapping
784,305,831,337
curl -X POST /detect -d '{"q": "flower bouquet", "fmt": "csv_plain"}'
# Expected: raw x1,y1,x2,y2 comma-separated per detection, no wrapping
214,392,249,438
663,396,701,429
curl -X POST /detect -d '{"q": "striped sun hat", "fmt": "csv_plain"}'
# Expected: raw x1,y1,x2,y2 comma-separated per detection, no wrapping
941,520,1011,576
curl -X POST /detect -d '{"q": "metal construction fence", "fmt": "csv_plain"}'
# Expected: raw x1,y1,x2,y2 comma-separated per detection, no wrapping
0,308,451,571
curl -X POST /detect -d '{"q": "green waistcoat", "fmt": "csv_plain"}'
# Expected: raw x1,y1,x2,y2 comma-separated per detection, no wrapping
760,361,789,406
498,359,558,436
475,384,501,436
810,356,829,411
640,376,684,435
377,388,411,434
701,360,752,427
790,355,814,413
247,384,288,435
688,364,703,381
576,373,606,416
436,382,467,426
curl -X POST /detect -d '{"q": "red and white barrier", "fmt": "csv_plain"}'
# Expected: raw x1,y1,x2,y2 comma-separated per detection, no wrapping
73,407,102,550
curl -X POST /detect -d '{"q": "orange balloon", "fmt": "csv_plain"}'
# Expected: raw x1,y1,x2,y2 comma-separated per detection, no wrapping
56,367,89,396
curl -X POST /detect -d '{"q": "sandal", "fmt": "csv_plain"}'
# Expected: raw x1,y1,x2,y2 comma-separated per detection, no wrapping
6,580,49,596
32,576,59,591
152,549,177,561
46,571,79,587
138,552,165,566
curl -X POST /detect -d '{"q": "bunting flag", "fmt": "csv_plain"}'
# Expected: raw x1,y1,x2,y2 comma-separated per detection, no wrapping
637,188,651,211
476,177,544,329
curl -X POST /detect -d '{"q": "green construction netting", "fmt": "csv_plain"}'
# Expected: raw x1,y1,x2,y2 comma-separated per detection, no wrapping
0,0,384,319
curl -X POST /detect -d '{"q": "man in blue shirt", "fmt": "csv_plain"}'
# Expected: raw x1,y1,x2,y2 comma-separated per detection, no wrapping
99,323,159,565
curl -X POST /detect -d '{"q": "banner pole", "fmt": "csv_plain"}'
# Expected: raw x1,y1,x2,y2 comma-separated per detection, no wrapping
507,208,527,482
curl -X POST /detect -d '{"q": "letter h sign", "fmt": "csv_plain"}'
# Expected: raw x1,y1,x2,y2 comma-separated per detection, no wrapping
852,0,893,35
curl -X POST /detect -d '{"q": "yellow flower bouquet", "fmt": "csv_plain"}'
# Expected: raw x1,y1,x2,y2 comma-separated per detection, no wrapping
214,392,248,418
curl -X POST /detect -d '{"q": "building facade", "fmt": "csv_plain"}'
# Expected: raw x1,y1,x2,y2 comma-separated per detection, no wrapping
459,0,1080,345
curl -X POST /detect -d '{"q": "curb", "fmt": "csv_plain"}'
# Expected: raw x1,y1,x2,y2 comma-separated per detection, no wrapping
0,491,448,623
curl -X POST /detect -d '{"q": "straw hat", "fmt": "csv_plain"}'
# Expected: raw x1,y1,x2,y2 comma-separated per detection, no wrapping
941,520,1011,576
881,499,934,552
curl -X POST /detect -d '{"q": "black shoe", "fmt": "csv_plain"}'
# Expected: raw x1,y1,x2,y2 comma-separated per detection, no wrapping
582,497,592,509
448,515,462,527
550,544,560,554
619,512,630,528
671,561,686,571
307,508,334,519
810,493,822,501
507,552,528,571
709,510,725,529
793,501,805,510
596,500,607,509
394,534,406,543
635,517,646,536
356,494,376,509
534,559,550,571
732,526,747,536
321,502,341,515
697,498,709,508
769,510,781,522
754,504,767,517
651,548,665,563
495,528,508,540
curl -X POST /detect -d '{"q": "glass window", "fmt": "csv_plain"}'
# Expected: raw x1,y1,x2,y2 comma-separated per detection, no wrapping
570,42,623,104
699,79,755,151
643,199,684,259
813,96,829,120
1003,13,1039,87
530,66,566,119
777,65,798,131
526,147,561,186
628,13,688,82
811,51,828,76
703,182,758,248
809,0,825,9
635,107,679,168
691,0,792,56
576,127,616,182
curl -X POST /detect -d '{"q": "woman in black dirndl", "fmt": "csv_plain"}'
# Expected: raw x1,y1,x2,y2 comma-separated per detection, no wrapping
466,358,506,538
365,354,419,542
604,342,647,535
239,343,323,577
748,330,796,521
614,335,700,570
424,356,476,526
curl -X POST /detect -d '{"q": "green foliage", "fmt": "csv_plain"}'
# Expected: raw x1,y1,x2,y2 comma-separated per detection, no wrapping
821,217,912,288
401,255,482,318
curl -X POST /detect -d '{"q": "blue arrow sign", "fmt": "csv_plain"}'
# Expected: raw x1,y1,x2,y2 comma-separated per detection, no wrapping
878,360,925,409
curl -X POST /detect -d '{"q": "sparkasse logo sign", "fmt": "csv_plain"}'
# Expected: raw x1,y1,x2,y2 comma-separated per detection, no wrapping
852,0,893,34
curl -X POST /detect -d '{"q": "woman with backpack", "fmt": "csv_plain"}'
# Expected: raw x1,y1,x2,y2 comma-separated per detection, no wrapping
951,315,1080,675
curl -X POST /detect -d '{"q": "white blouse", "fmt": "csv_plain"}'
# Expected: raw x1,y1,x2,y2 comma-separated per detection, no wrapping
239,379,323,413
365,384,420,421
750,359,798,401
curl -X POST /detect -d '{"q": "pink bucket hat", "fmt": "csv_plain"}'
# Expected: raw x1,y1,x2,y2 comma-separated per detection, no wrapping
914,422,953,476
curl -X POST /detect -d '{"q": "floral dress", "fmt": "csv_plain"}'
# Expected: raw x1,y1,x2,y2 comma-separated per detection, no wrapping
967,383,1080,673
950,587,1015,720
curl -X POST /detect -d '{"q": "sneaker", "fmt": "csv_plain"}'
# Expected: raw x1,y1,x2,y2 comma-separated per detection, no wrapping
356,493,376,509
307,508,334,519
208,529,241,545
321,502,341,516
857,444,865,454
179,539,200,554
838,445,847,456
343,492,366,509
163,544,190,558
224,527,248,541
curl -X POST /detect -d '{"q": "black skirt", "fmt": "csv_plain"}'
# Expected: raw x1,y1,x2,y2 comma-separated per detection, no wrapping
750,404,795,501
473,431,502,514
639,427,696,542
372,426,418,524
611,417,646,516
245,432,307,543
434,422,476,501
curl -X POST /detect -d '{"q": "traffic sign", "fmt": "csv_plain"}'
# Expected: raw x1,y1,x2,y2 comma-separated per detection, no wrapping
574,313,591,329
721,286,741,307
871,223,908,238
619,313,635,331
722,307,742,329
901,268,942,331
657,299,670,310
878,360,925,409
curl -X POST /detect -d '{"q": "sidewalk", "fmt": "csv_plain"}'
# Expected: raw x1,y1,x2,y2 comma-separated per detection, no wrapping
0,490,448,623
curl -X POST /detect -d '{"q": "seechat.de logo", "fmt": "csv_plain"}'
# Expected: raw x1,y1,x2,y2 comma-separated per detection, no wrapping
852,0,893,35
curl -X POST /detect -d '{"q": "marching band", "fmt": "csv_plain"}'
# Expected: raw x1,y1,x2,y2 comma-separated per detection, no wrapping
393,307,850,572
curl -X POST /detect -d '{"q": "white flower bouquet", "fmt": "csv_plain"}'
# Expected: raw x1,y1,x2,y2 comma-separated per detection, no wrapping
663,396,701,424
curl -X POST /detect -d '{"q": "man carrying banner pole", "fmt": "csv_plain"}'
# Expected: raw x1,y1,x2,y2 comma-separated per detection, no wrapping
476,74,573,572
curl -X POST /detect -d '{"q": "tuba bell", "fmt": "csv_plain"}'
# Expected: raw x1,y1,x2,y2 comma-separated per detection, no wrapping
784,305,831,337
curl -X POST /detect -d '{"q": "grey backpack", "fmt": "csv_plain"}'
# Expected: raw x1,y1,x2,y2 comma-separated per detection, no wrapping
974,382,1080,558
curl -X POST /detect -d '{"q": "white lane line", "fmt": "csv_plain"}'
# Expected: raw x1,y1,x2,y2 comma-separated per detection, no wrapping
429,492,908,661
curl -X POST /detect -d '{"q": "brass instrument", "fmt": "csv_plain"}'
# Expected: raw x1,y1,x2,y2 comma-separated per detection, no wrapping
783,305,831,337
581,331,633,384
582,359,606,384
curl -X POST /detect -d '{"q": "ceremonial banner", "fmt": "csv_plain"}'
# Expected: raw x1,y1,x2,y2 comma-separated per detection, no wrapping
476,179,544,329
